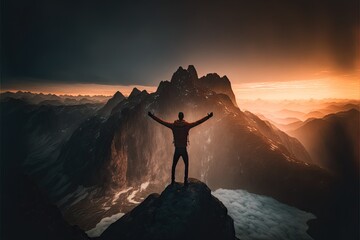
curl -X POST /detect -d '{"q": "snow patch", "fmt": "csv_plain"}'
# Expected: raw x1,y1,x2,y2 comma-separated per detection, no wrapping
140,181,150,192
212,189,315,240
127,189,140,204
86,212,124,237
112,187,133,205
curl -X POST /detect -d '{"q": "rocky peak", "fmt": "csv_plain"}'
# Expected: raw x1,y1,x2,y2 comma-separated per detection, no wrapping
101,178,236,240
97,91,125,116
113,91,125,100
187,65,198,81
198,73,238,107
129,88,142,99
170,66,196,88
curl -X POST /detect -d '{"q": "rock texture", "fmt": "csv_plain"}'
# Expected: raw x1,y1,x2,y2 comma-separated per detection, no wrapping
101,178,236,240
198,73,238,107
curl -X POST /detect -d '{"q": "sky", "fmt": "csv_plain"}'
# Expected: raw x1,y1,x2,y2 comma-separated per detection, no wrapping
2,0,359,99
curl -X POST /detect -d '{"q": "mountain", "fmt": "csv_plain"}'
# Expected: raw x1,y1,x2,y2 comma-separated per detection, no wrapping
0,91,109,105
271,117,301,125
290,109,359,240
59,65,329,216
0,91,63,104
100,178,236,240
304,110,325,119
274,120,305,132
1,66,356,239
243,111,312,164
290,109,359,178
97,91,126,116
275,109,305,120
197,71,238,107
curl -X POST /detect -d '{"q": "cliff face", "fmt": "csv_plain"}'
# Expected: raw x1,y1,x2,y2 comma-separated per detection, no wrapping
100,178,236,240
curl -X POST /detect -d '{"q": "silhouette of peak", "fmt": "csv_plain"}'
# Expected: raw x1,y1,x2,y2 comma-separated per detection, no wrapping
97,91,125,116
101,178,235,240
129,88,141,98
187,65,198,80
113,91,125,99
222,75,230,81
205,73,221,79
170,66,197,88
198,73,238,107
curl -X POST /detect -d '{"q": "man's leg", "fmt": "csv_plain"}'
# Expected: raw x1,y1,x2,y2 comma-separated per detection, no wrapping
171,148,181,184
182,148,189,185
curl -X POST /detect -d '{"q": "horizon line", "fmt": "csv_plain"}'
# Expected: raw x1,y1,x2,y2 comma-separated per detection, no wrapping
1,89,359,102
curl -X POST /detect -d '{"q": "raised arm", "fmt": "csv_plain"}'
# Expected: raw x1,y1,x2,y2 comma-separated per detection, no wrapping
148,112,173,128
189,112,213,128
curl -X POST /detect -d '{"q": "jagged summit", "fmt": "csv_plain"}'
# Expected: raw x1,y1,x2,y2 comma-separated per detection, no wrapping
128,88,149,102
129,87,141,98
168,65,238,107
187,65,198,81
97,90,125,116
198,73,237,107
113,91,125,98
170,66,196,88
101,178,236,240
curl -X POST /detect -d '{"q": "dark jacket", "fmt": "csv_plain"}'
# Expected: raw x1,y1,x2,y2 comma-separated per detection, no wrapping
150,115,210,147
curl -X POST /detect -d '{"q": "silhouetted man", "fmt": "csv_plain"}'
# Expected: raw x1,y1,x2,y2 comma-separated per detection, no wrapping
148,111,213,186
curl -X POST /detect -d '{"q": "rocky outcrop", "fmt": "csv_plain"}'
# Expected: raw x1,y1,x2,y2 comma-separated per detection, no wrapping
100,178,236,240
170,66,197,89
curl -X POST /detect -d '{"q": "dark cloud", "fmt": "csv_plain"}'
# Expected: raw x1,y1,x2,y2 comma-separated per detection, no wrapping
2,0,358,87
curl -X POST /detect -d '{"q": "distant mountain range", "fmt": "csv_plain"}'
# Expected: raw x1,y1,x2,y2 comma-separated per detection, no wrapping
0,91,111,105
290,108,359,177
256,101,359,133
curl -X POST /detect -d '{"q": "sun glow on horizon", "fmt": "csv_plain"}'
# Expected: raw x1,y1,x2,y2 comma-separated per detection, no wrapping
1,73,359,101
232,74,359,101
0,83,158,97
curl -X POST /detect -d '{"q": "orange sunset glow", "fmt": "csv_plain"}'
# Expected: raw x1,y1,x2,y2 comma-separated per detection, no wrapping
2,71,359,101
1,84,158,97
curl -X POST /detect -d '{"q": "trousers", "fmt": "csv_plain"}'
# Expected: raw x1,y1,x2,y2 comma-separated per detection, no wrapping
171,147,189,183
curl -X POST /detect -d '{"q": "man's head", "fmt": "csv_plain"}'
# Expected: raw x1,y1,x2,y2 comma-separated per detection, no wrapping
178,112,184,120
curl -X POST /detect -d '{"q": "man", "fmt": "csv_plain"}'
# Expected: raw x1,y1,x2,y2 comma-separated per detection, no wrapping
148,111,213,186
